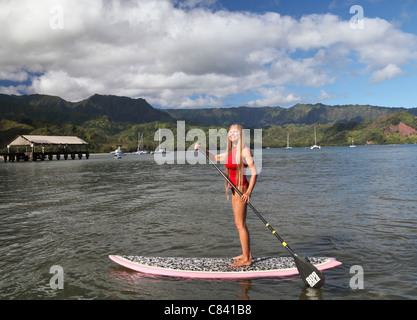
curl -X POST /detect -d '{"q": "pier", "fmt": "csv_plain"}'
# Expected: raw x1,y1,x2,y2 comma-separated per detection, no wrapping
1,135,89,162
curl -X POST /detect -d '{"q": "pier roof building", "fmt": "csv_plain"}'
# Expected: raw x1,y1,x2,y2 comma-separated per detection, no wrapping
8,135,89,147
2,135,89,162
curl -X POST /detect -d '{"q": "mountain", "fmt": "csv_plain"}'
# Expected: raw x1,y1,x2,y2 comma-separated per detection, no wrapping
74,94,176,124
3,93,416,128
0,93,176,152
166,103,417,127
1,93,417,152
0,93,175,124
262,111,417,148
165,106,283,127
0,93,74,112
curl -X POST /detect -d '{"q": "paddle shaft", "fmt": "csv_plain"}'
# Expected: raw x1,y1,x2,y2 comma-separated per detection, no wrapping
199,149,297,257
198,147,326,288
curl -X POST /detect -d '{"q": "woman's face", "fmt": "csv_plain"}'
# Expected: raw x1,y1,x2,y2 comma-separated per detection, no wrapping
228,126,240,143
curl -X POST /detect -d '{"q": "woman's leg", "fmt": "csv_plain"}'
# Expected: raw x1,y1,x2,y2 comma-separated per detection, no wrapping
230,189,252,267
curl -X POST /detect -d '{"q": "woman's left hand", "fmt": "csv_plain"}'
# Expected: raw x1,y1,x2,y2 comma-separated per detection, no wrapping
241,192,251,203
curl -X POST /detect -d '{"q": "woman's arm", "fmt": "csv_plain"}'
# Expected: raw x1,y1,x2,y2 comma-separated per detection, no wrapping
194,142,226,162
241,147,257,203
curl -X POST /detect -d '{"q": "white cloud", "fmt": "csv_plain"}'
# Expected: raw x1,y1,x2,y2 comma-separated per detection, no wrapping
247,86,302,107
369,64,404,84
0,85,26,95
351,18,417,69
175,0,218,10
268,49,335,87
0,0,416,107
317,89,333,101
0,69,29,82
30,70,106,101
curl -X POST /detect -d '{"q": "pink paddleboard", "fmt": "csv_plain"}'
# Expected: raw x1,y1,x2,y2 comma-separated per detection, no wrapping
109,255,341,279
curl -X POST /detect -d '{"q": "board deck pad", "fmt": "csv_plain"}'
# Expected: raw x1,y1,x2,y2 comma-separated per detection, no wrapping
109,255,342,279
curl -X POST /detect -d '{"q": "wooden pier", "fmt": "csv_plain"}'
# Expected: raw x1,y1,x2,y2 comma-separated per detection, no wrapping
1,135,89,163
2,151,90,162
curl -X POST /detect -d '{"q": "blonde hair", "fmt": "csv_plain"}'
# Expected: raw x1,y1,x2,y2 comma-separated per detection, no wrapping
225,124,246,199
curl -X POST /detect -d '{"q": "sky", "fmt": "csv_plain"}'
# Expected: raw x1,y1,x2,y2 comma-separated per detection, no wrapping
0,0,417,109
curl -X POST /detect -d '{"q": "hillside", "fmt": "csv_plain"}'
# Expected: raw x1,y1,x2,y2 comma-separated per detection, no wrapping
73,94,175,124
0,94,177,152
1,93,417,152
0,93,175,124
165,103,417,127
262,111,417,148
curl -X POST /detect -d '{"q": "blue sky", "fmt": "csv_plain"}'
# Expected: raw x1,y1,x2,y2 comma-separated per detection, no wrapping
224,1,409,18
1,0,416,109
215,0,417,109
221,0,417,32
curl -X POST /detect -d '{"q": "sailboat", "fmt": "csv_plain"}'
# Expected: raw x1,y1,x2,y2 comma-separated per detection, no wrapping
311,127,321,150
111,146,125,158
154,128,167,154
134,133,149,154
350,139,357,148
284,132,292,150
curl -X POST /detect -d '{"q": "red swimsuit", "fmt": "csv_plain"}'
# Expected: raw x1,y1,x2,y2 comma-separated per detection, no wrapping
225,145,249,188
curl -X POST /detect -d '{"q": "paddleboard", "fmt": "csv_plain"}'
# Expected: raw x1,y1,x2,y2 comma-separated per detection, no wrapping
109,255,342,279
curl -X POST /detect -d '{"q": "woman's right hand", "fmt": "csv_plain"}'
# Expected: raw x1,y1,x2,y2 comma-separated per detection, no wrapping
194,142,201,151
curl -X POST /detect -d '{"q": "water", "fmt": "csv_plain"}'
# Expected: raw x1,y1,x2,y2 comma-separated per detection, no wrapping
0,145,416,300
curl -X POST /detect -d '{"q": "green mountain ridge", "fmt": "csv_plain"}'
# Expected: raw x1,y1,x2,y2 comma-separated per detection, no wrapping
263,111,417,148
1,93,417,152
0,93,175,124
165,103,417,127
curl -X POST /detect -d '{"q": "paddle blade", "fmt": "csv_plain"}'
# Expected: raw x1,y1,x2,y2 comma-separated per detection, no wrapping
294,255,325,289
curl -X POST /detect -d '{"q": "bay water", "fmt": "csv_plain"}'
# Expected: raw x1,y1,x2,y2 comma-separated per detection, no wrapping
0,145,416,300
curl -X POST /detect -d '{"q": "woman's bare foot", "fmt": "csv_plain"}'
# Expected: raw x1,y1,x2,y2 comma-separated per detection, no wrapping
233,253,252,260
231,253,252,267
230,258,252,267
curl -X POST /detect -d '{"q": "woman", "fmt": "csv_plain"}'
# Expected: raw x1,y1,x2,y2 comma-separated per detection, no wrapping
195,124,257,267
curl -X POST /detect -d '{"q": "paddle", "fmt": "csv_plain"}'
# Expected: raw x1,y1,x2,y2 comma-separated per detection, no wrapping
197,148,325,288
